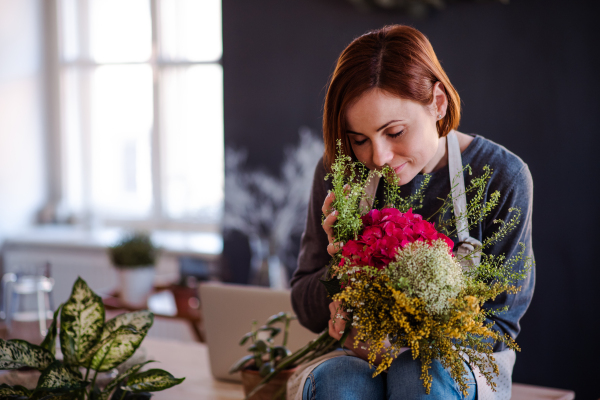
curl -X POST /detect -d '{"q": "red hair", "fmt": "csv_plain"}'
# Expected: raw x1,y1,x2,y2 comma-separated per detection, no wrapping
323,25,461,170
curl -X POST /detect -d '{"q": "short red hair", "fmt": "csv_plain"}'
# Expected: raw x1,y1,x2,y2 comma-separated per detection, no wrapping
323,25,461,170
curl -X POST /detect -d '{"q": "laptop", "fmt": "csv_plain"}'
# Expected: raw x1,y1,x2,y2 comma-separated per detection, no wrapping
199,282,318,382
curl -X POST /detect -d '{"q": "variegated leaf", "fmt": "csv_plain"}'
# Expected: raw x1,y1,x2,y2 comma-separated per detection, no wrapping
121,369,185,392
88,311,153,372
35,360,88,393
86,325,138,372
103,311,153,336
0,339,54,370
0,383,32,398
60,277,105,365
40,305,62,356
98,360,154,400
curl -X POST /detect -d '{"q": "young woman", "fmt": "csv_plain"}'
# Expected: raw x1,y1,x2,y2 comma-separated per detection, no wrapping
290,25,534,400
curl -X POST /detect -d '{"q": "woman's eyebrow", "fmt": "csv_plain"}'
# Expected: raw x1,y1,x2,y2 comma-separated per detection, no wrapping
347,120,403,135
376,120,402,131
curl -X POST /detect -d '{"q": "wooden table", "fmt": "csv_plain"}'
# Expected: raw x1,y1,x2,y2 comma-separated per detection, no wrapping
141,338,575,400
142,338,244,400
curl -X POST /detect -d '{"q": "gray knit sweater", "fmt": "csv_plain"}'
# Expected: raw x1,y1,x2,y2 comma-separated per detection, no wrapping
290,134,535,351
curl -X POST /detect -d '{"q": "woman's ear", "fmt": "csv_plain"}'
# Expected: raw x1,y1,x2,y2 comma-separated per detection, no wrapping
431,81,448,120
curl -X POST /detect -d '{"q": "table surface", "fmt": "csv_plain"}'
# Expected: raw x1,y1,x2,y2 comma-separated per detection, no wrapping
142,338,575,400
143,338,244,400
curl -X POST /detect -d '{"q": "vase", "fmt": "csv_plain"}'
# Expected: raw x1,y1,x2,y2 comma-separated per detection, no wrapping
241,367,298,400
118,266,155,308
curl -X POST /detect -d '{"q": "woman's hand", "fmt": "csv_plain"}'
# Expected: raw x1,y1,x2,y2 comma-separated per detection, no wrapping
328,300,350,341
329,300,396,364
322,191,344,256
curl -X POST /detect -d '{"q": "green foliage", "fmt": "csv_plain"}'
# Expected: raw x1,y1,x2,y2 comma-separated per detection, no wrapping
430,165,499,240
97,361,153,400
88,311,153,372
35,360,88,393
0,339,54,370
60,277,105,365
108,233,157,269
0,383,31,398
121,369,185,392
0,277,183,400
229,312,296,377
40,306,62,356
324,140,430,245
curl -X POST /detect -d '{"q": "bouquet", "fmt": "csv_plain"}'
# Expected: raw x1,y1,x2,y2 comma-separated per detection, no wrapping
323,142,531,395
242,141,531,398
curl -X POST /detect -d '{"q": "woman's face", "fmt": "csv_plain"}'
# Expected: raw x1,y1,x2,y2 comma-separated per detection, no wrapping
345,87,446,185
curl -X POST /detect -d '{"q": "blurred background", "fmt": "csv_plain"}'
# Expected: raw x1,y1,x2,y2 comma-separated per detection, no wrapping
0,0,598,397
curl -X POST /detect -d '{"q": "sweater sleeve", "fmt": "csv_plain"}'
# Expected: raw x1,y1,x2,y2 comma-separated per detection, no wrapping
480,163,536,351
290,158,333,334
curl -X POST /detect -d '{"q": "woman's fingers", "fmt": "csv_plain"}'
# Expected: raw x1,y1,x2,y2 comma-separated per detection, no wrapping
329,301,348,339
327,241,344,256
321,191,336,216
322,210,337,237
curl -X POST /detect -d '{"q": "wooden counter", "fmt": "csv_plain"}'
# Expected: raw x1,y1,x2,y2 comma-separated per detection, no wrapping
142,338,244,400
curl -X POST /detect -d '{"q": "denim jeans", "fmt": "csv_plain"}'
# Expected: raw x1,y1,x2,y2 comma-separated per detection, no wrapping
302,351,477,400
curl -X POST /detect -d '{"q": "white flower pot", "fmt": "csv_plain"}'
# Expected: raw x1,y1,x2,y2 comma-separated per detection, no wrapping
118,266,155,308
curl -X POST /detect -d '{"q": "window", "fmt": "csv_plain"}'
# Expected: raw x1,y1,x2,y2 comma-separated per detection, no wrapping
56,0,223,231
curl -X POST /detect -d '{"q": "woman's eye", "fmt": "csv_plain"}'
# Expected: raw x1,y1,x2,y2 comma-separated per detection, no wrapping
353,138,368,146
388,130,404,139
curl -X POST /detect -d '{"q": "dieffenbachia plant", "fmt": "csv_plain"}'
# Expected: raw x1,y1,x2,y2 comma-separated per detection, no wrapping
0,277,184,400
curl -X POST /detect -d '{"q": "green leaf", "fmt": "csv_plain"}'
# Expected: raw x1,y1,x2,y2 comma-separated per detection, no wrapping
35,360,88,393
0,339,54,370
272,346,291,359
60,277,105,365
248,340,267,353
88,311,153,372
239,332,253,346
86,325,139,371
265,312,286,325
121,369,184,392
98,360,154,400
228,354,254,374
40,305,62,356
319,277,342,297
258,326,281,338
0,383,32,398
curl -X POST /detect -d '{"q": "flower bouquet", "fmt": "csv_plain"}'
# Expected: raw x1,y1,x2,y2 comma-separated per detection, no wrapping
243,141,531,398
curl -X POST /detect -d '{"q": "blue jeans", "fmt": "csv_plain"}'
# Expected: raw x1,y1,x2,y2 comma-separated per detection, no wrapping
302,351,476,400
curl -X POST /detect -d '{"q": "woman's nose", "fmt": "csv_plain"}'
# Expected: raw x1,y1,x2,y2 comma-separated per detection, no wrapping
372,140,394,168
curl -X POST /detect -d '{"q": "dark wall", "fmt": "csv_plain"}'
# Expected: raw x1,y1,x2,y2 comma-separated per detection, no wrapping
223,0,600,397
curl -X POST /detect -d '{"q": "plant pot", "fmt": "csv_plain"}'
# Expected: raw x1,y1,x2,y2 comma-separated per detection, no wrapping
117,266,155,308
241,367,298,400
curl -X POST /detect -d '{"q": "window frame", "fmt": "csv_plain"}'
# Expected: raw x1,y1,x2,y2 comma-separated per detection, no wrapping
46,0,223,233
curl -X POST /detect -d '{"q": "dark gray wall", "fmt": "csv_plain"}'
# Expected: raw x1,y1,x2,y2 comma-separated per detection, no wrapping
223,0,600,397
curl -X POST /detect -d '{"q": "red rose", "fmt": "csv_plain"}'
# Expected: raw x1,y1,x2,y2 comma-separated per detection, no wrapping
339,208,454,271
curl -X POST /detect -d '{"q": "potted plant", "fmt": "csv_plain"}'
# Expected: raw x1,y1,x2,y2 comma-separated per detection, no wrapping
0,277,184,399
229,312,299,400
108,232,158,308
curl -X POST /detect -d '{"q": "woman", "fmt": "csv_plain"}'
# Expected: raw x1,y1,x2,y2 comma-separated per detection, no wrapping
290,25,535,400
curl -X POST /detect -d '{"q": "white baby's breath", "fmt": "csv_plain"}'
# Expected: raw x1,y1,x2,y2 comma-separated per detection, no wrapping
385,239,464,315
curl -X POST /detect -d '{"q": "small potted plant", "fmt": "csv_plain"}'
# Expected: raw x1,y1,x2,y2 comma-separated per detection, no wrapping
229,312,298,400
108,232,158,308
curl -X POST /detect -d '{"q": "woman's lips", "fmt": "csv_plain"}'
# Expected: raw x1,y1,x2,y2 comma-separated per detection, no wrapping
394,162,407,174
